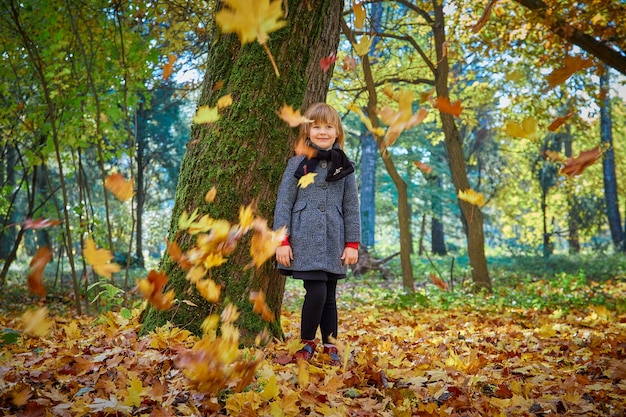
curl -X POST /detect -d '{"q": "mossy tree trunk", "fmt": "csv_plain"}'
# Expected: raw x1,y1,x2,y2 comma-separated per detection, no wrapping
141,0,344,342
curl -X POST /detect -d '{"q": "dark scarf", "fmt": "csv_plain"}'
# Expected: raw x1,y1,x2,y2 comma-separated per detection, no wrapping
294,143,354,182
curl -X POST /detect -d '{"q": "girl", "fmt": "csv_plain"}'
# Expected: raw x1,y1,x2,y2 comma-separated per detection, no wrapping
274,102,361,365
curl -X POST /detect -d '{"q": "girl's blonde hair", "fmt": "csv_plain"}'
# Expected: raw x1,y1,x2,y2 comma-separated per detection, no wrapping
299,102,345,148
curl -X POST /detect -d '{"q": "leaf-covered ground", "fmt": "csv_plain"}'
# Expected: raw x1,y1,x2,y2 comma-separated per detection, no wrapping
1,277,625,416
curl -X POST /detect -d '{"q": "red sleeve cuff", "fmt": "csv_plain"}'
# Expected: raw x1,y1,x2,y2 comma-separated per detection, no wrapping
345,242,359,250
281,235,290,246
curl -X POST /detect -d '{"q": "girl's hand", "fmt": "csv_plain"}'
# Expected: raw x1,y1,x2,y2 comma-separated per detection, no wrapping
276,245,293,267
341,247,359,265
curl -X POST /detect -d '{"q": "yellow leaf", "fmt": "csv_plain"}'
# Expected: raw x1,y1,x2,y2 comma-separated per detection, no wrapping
277,104,312,127
21,307,52,337
353,3,366,29
215,0,286,45
504,116,537,139
249,219,283,269
260,375,279,401
178,209,200,230
348,103,385,137
196,278,222,303
298,172,317,189
83,238,121,279
221,303,241,323
216,94,233,109
105,173,135,201
353,35,372,56
297,360,309,387
205,186,217,203
12,387,32,406
458,188,485,207
239,204,255,231
123,377,145,407
193,105,220,124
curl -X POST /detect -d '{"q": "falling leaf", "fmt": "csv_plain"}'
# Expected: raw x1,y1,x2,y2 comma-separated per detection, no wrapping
433,96,463,117
167,240,192,270
342,56,357,71
298,173,317,189
250,291,275,321
249,220,284,269
353,3,366,29
196,278,222,303
205,186,217,203
320,53,337,73
83,238,121,279
217,94,233,109
163,54,177,80
23,218,62,229
21,307,52,337
458,188,485,207
543,150,567,163
137,270,175,310
547,112,574,132
414,161,433,174
215,0,286,45
430,273,449,291
221,303,241,323
278,104,312,127
348,103,386,137
353,36,372,56
193,105,220,124
472,0,498,33
105,173,135,202
504,116,538,139
294,138,318,159
27,246,52,297
379,89,428,147
11,387,32,406
545,56,593,91
560,146,603,177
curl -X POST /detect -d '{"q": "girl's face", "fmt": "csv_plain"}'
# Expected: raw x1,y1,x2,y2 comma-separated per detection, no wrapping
309,121,337,150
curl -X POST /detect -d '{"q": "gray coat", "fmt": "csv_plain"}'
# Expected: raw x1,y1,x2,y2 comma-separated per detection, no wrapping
273,155,361,275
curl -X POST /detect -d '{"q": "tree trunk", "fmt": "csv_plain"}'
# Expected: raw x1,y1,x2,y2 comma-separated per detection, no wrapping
599,69,623,250
359,131,377,249
432,0,490,290
141,0,343,342
430,175,447,255
0,144,18,261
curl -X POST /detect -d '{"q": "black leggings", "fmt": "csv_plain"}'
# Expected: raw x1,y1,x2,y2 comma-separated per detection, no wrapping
301,279,338,344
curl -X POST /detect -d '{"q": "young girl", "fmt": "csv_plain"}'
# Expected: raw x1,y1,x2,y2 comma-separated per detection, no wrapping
274,102,361,365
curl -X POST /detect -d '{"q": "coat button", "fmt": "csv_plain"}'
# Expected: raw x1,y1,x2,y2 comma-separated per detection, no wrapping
321,183,327,189
321,161,328,168
318,204,325,212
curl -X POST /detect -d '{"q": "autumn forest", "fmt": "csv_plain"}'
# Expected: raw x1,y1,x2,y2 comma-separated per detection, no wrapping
1,0,625,416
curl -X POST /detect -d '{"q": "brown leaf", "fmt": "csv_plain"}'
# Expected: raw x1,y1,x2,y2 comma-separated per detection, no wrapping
547,112,574,132
23,218,62,229
472,0,498,33
163,54,177,80
105,173,135,202
27,246,52,297
545,56,593,91
430,273,448,291
560,146,602,177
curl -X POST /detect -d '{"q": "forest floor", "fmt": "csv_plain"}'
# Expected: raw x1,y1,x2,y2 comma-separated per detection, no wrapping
1,264,626,416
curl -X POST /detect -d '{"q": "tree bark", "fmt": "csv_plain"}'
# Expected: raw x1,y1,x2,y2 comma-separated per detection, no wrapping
599,69,623,250
432,0,490,290
430,174,447,255
359,131,377,249
141,0,343,342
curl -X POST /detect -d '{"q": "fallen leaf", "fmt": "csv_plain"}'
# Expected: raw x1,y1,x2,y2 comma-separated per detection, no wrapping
205,186,217,203
353,35,372,56
342,56,357,71
430,274,449,291
137,270,175,310
504,116,537,139
21,307,52,337
545,56,593,91
250,290,275,321
294,138,318,159
353,3,366,29
215,0,286,45
414,161,433,174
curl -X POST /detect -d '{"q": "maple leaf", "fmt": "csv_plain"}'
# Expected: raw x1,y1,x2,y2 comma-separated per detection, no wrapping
348,102,385,137
217,94,233,109
320,53,337,73
205,186,217,203
433,96,463,117
221,303,241,323
193,105,220,124
137,270,175,310
543,150,567,163
353,35,372,56
504,116,538,139
458,188,485,207
23,217,62,229
278,104,312,127
83,238,121,279
196,278,222,303
178,209,200,230
27,246,52,297
545,56,593,91
414,161,433,174
560,146,603,177
342,56,357,72
547,112,574,132
298,172,317,189
378,89,428,147
167,239,192,270
215,0,286,45
11,386,32,406
430,274,449,291
163,54,177,80
122,377,145,407
249,218,284,269
21,306,52,337
353,2,366,29
250,290,275,321
294,138,318,159
105,173,135,201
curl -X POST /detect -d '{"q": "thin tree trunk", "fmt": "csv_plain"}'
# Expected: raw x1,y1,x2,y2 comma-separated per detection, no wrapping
432,0,490,290
359,131,377,249
431,175,447,255
141,0,344,342
599,69,623,250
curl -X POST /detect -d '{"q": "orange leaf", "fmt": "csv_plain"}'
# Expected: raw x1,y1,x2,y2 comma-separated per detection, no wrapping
83,238,121,279
205,186,217,203
105,173,135,202
433,96,463,117
560,146,602,177
196,278,222,303
430,274,449,291
294,138,318,159
414,161,433,175
21,307,52,337
137,270,175,310
23,217,62,229
547,112,574,132
167,240,192,270
250,290,275,321
278,105,312,127
320,53,337,73
27,246,52,297
545,56,593,91
163,54,177,80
